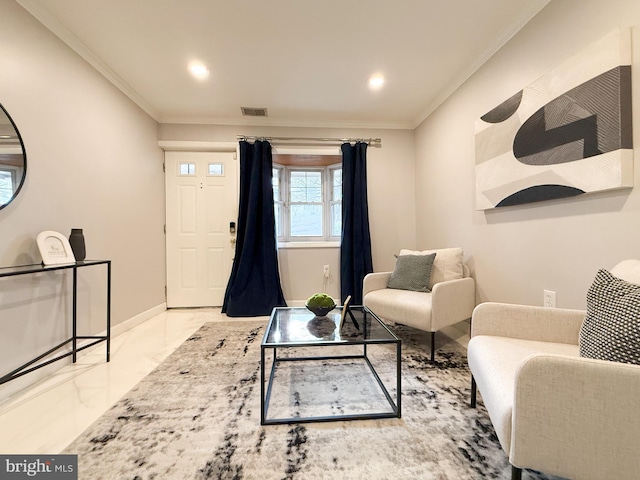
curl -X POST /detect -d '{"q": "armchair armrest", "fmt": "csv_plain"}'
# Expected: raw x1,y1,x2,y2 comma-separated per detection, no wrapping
431,277,475,330
511,354,640,478
363,272,391,297
471,302,585,345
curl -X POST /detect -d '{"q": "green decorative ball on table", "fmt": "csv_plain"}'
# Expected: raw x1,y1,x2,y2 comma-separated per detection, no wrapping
305,293,336,317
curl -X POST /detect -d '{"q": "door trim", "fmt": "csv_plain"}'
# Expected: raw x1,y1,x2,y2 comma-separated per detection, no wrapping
159,141,237,152
162,141,239,307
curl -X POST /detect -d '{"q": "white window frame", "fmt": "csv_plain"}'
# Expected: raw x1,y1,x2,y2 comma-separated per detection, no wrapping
328,163,342,239
0,166,19,205
273,163,341,244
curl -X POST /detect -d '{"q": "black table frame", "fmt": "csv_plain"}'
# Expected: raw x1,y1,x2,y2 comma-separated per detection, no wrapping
0,260,111,385
260,306,401,425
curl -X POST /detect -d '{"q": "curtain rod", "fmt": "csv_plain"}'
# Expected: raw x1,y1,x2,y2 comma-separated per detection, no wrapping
236,135,382,148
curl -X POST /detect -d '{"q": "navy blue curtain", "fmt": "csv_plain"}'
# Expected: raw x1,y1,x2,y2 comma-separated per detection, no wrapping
340,142,373,305
222,140,287,316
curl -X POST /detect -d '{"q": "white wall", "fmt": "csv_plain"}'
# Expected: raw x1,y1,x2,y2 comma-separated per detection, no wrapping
414,0,640,309
159,124,416,302
0,0,165,399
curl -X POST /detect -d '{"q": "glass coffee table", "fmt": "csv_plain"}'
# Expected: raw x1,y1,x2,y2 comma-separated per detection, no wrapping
260,305,401,425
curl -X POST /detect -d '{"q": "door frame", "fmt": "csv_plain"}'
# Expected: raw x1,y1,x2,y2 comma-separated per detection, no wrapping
159,141,239,307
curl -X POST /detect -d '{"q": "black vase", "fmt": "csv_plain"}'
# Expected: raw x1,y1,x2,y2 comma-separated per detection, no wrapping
69,228,86,262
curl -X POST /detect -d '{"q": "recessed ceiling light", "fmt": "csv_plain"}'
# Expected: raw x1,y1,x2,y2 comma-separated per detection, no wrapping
368,74,385,90
188,62,210,80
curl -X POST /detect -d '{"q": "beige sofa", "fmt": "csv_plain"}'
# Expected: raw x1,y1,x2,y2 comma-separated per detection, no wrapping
363,247,475,362
468,259,640,480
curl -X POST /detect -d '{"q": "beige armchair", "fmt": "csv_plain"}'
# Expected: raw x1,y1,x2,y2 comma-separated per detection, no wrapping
468,259,640,480
363,247,475,362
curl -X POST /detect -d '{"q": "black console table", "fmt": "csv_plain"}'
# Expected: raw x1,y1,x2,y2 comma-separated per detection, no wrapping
0,260,111,385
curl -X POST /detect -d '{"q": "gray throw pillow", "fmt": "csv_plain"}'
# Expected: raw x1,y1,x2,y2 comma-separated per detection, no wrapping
579,268,640,365
387,253,436,293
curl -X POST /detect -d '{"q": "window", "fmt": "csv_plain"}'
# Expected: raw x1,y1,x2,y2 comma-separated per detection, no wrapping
0,167,18,205
330,167,342,237
208,163,224,176
179,163,196,175
273,163,341,243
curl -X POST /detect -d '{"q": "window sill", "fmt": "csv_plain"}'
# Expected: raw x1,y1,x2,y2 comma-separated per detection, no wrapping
277,241,340,249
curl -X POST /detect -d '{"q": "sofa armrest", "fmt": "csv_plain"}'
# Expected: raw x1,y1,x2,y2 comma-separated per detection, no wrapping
471,302,585,345
431,277,475,330
363,272,391,297
511,354,640,479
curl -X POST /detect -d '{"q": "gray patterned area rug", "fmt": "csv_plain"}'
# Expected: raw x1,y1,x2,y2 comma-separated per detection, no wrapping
63,321,557,480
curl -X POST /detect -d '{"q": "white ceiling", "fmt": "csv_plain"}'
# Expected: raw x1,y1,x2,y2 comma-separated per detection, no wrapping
18,0,551,129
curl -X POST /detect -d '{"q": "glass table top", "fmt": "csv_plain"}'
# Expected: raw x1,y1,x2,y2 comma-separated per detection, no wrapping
262,306,399,347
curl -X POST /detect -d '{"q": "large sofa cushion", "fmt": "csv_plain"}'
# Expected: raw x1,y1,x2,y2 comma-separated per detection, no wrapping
467,336,579,455
579,269,640,365
399,247,463,290
388,253,436,292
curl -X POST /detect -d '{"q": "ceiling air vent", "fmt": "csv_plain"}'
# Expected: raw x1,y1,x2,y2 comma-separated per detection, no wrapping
241,107,268,117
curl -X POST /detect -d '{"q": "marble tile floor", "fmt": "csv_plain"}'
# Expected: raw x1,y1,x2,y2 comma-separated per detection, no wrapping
0,308,470,455
0,308,256,454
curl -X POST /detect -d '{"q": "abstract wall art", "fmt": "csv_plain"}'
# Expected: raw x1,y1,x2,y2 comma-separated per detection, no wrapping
475,28,633,210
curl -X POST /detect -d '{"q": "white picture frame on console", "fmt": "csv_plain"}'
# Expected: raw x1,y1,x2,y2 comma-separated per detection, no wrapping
36,230,76,265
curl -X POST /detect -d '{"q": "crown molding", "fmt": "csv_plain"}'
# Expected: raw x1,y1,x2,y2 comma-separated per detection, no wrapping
17,0,160,121
18,0,548,132
411,0,552,128
17,0,411,131
159,114,414,131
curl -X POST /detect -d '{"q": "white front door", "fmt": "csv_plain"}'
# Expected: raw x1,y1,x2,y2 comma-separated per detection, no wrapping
165,151,237,307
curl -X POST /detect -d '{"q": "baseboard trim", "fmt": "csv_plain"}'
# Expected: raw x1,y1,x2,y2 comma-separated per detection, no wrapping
110,303,167,338
0,303,168,406
76,303,167,359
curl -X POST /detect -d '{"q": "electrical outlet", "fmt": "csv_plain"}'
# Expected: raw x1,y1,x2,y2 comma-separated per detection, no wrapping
323,265,330,278
543,290,556,308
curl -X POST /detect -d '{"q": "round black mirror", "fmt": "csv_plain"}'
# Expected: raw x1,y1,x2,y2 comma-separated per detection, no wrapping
0,103,27,210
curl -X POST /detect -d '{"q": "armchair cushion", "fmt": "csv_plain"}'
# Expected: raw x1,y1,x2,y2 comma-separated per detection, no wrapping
579,268,640,365
387,252,436,292
399,247,463,289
